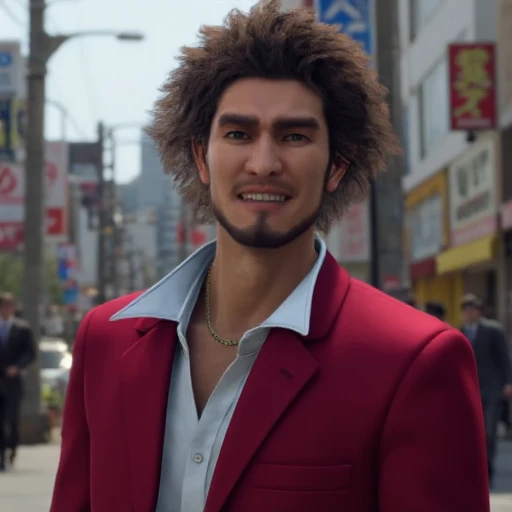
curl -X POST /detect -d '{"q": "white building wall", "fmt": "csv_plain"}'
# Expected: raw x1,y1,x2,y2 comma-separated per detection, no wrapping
400,0,498,193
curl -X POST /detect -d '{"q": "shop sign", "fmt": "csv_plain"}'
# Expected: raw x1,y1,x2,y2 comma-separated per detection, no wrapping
408,194,443,263
449,137,497,246
449,43,497,130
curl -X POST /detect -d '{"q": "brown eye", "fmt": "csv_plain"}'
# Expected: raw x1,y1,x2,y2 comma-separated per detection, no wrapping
283,133,309,142
226,131,249,140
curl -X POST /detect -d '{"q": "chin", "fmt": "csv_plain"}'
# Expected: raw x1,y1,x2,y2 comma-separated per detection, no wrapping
214,205,318,250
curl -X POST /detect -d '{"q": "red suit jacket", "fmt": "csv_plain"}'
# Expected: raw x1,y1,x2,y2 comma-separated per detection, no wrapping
50,253,489,512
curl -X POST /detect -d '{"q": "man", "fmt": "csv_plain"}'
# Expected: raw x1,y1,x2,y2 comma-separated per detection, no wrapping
404,296,417,308
0,292,36,470
460,294,512,486
51,2,488,511
425,300,446,321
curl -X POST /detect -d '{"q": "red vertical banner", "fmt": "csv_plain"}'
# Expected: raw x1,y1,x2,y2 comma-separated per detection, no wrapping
449,43,497,131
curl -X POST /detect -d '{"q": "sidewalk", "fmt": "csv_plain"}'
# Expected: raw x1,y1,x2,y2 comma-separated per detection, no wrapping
0,442,511,511
0,444,60,512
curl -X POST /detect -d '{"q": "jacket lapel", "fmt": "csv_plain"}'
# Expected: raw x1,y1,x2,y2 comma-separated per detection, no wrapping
204,328,318,512
204,252,350,512
120,317,177,512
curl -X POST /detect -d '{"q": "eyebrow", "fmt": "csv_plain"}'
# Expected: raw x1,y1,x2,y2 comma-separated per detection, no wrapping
217,113,320,130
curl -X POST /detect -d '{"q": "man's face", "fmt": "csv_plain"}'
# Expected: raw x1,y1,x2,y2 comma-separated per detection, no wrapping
462,305,480,325
193,78,346,249
0,302,15,320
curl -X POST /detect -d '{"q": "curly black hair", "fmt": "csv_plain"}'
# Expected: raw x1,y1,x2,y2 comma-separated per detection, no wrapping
147,0,400,232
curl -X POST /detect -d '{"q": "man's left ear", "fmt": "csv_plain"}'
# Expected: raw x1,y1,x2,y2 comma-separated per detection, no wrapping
325,158,349,193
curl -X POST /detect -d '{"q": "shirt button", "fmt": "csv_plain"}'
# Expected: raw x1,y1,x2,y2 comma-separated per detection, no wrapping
193,453,203,464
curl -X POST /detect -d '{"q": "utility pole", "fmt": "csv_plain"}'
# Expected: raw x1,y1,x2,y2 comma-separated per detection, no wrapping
96,122,108,304
177,199,189,264
21,0,47,441
20,0,144,440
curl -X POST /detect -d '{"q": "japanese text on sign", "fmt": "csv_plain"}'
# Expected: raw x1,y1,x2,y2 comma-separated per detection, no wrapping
449,43,497,130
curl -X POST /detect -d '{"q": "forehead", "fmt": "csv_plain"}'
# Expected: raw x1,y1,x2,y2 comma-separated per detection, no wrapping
213,78,326,126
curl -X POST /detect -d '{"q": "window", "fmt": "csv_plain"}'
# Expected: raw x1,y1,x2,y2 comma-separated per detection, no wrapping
420,57,449,158
410,0,442,40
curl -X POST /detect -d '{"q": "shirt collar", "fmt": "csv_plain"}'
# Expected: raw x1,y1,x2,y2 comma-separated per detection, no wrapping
111,234,327,337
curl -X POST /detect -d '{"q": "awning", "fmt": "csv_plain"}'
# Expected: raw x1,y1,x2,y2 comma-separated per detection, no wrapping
436,235,497,275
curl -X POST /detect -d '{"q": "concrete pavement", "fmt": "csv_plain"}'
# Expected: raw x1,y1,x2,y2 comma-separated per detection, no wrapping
492,439,512,511
0,443,60,512
0,440,511,511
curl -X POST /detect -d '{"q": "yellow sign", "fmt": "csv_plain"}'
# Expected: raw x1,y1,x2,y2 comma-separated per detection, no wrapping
453,48,491,118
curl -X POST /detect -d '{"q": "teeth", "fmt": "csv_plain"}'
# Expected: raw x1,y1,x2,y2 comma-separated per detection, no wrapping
242,193,286,202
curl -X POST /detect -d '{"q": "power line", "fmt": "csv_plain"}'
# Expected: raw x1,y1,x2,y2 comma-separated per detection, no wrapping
0,0,25,27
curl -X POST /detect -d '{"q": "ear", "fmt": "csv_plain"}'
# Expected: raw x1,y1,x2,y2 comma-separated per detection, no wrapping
192,141,209,185
325,157,349,193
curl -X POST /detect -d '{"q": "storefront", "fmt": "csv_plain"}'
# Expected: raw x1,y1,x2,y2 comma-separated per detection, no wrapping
499,127,512,332
436,134,501,324
405,170,462,325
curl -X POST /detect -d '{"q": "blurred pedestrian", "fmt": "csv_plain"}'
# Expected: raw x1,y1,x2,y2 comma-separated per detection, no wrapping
460,294,512,486
51,2,488,511
425,300,446,321
405,296,418,308
0,292,36,471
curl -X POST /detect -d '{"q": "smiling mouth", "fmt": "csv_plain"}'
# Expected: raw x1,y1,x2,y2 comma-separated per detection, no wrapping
239,193,289,202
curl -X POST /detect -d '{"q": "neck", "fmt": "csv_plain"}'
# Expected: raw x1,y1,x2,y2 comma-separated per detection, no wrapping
206,227,319,340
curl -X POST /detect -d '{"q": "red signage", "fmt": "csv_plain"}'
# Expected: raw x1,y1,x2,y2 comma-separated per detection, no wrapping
449,43,497,131
47,208,65,235
0,166,18,198
0,222,24,250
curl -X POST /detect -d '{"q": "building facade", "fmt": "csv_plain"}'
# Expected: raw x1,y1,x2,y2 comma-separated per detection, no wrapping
400,0,510,326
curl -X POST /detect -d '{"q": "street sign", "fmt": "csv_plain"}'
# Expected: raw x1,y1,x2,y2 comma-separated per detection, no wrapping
316,0,373,57
0,52,13,67
0,99,15,161
0,42,21,94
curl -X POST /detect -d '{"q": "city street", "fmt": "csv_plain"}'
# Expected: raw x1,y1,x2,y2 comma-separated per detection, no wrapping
0,439,511,511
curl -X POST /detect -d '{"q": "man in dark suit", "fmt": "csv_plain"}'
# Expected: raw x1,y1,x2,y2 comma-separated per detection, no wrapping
0,292,36,470
461,294,512,485
425,300,446,321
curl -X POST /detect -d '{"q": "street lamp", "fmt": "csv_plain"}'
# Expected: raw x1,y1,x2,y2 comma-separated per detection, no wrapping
22,0,144,442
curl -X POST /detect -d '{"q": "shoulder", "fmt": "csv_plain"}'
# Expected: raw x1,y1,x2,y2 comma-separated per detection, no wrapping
12,318,32,332
340,278,464,358
480,318,503,331
73,291,148,358
81,291,147,336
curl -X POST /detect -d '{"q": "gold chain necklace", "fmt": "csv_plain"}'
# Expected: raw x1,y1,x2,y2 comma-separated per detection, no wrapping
205,265,239,347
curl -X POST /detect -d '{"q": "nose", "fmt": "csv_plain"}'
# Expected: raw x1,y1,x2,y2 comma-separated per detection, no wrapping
244,135,283,176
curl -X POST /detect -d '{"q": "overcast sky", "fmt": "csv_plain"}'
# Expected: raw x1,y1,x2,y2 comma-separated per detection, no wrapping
1,0,257,183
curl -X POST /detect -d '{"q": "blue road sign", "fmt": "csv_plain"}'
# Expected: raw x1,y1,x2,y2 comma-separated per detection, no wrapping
316,0,373,57
0,52,13,68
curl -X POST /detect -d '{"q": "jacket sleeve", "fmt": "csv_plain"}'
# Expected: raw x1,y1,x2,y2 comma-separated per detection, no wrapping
378,329,489,512
50,309,95,512
493,326,512,386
